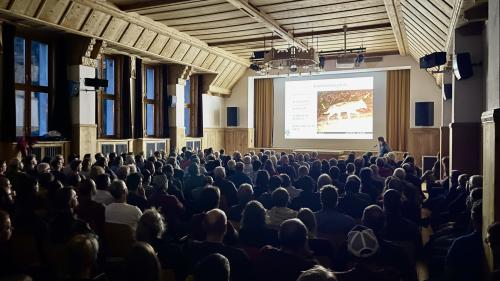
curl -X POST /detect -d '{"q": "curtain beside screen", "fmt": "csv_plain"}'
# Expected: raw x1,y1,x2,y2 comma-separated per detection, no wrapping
386,69,410,151
254,78,274,148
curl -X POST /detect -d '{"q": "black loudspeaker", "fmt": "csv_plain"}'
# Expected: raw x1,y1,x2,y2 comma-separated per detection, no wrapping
453,53,473,80
443,83,452,100
415,102,434,126
167,95,177,107
84,78,108,89
419,52,447,69
227,107,239,127
422,156,438,173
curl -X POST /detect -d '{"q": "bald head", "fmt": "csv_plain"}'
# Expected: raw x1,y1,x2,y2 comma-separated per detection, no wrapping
279,219,308,251
204,209,227,241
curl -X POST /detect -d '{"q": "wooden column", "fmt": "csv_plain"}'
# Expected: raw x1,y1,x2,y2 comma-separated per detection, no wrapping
482,109,500,270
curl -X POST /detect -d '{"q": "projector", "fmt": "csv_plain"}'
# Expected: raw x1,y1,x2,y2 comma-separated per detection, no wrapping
336,55,357,68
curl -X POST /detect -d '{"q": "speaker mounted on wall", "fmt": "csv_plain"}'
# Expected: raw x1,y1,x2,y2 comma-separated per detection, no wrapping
415,102,434,127
443,83,452,100
227,107,239,127
453,53,473,80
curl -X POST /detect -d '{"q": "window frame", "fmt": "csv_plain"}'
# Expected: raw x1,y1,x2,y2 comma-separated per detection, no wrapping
97,55,119,139
143,65,158,138
13,32,53,137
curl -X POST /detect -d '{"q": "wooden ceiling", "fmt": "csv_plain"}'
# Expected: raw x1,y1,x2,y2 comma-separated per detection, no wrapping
112,0,466,75
117,0,399,58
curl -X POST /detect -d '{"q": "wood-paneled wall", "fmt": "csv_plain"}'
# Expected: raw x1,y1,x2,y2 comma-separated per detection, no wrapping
407,128,440,168
202,128,254,154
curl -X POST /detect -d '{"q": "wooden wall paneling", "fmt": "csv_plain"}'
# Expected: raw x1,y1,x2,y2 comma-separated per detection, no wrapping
84,12,111,37
407,128,440,168
148,34,169,54
181,46,200,65
208,56,224,72
119,23,144,46
0,0,10,9
60,2,91,30
9,0,41,16
481,109,500,271
36,0,70,23
192,50,210,67
160,38,180,58
134,29,157,51
170,42,190,61
200,53,217,69
203,128,225,150
449,122,482,176
100,16,129,41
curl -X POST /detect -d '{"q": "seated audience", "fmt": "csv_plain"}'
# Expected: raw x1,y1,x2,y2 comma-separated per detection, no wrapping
335,225,400,281
238,200,279,248
267,188,298,229
338,179,371,220
93,174,113,205
228,184,253,223
105,180,142,230
213,166,238,212
255,219,317,281
290,175,321,212
194,253,231,281
124,242,162,281
76,179,105,237
315,185,355,237
281,174,301,201
126,173,148,211
297,265,337,281
184,209,253,281
228,162,252,189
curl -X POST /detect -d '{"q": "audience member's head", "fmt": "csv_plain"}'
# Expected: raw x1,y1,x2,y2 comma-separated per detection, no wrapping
198,186,220,212
78,179,97,199
269,175,283,192
203,209,227,242
317,174,332,190
124,242,161,281
393,168,406,180
241,200,267,230
487,222,500,260
237,184,253,205
298,166,309,178
345,179,361,194
347,225,379,259
279,219,308,252
110,180,128,203
383,189,402,215
194,253,230,281
54,187,79,212
320,185,338,210
0,210,12,241
297,265,337,281
136,209,166,243
213,166,226,179
361,205,385,238
280,174,292,188
297,208,317,237
64,234,99,279
272,188,290,208
126,173,143,193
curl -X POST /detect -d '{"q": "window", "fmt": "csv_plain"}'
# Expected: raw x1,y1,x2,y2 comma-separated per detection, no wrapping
99,57,116,137
184,79,191,136
144,67,156,136
14,36,50,137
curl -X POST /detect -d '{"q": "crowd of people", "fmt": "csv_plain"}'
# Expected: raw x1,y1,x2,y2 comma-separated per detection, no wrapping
0,146,497,281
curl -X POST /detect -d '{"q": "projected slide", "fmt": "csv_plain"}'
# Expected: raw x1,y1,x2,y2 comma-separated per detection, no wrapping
284,77,373,139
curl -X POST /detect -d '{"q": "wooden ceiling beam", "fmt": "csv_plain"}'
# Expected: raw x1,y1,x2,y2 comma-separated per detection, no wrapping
223,0,308,50
208,22,392,47
117,0,194,11
383,0,409,55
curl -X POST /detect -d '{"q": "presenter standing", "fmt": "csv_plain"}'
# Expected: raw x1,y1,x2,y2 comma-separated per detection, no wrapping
377,137,391,157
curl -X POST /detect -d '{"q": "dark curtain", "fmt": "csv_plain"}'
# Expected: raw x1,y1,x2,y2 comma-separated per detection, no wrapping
120,56,132,138
254,79,274,147
196,75,204,137
161,64,170,138
134,58,143,138
50,38,71,139
1,23,16,141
